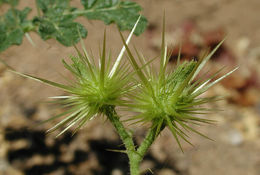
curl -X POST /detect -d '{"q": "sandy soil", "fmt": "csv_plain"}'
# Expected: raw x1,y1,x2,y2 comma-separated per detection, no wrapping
0,0,259,175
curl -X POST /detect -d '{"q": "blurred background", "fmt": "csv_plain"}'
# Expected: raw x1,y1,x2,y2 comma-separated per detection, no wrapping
0,0,259,175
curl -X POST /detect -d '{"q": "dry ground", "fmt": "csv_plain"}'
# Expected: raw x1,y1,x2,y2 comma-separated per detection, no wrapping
0,0,259,175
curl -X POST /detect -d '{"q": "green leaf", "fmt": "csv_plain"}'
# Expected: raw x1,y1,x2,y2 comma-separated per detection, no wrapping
1,0,146,51
34,0,87,46
80,0,147,35
36,0,70,13
0,7,32,52
0,0,19,6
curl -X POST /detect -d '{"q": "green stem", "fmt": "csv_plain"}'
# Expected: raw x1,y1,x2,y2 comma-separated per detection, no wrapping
104,106,135,152
35,0,41,17
137,127,158,156
104,106,140,175
104,106,161,175
129,153,142,175
63,3,139,16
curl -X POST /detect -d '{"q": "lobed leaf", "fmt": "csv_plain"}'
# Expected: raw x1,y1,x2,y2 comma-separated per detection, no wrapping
80,0,147,35
0,0,18,6
0,7,33,52
0,0,147,51
34,0,87,46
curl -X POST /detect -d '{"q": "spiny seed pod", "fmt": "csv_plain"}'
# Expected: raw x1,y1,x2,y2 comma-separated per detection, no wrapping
120,17,238,151
2,16,237,151
5,18,142,137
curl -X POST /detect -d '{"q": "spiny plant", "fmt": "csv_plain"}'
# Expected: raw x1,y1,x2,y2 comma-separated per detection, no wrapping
0,0,147,52
2,16,237,175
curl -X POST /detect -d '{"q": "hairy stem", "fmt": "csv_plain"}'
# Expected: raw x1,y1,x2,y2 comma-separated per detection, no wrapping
104,106,160,175
104,106,140,175
137,127,158,156
104,106,135,152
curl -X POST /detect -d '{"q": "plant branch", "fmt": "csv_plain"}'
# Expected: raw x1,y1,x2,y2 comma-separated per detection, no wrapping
104,106,136,153
104,106,161,175
104,106,145,175
137,127,159,157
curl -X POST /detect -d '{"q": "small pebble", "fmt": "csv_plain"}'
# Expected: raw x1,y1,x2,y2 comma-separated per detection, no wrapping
158,168,177,175
112,169,123,175
227,129,243,145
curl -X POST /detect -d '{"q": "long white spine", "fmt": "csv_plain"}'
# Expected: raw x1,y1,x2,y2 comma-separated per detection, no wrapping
109,16,141,78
